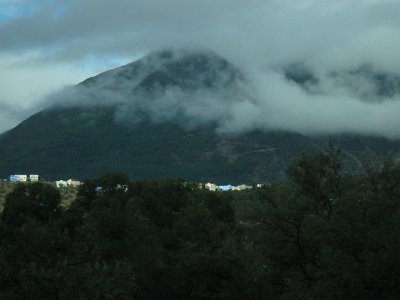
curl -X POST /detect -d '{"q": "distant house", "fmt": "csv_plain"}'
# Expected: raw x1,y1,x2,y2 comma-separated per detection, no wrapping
67,179,81,187
56,179,81,188
116,184,129,192
205,183,219,191
29,174,39,182
204,183,253,192
10,175,27,182
218,185,233,191
232,184,252,191
56,180,68,187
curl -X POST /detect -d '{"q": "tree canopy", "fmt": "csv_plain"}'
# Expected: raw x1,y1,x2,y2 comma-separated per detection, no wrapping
1,151,400,299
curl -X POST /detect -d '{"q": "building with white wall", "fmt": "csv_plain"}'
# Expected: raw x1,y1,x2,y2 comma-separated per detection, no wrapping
56,179,81,188
67,179,81,187
56,180,68,187
29,174,39,182
232,184,252,191
205,183,219,191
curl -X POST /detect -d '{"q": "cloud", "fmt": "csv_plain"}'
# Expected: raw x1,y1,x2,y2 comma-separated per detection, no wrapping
1,0,400,137
220,70,400,138
0,51,110,132
0,101,26,134
2,0,400,69
40,49,400,139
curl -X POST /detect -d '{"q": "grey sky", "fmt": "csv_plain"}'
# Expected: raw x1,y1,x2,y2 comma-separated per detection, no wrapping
1,0,400,137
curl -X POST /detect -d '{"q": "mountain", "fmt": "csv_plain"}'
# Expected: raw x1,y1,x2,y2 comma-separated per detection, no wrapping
1,50,400,184
284,63,400,101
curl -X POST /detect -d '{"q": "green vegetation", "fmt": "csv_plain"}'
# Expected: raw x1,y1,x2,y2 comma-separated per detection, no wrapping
1,151,400,299
1,104,400,184
57,185,79,207
0,181,78,212
0,180,13,213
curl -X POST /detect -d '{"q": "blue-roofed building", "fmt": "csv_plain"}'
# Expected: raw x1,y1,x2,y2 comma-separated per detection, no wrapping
218,185,232,191
9,175,27,182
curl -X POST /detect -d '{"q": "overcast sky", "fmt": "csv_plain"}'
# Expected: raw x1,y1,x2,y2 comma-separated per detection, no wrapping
1,0,400,137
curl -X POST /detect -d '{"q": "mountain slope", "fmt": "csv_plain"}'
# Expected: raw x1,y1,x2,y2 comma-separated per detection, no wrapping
1,50,400,183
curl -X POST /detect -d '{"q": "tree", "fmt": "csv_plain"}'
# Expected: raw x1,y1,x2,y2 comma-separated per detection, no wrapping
2,182,61,228
286,146,343,217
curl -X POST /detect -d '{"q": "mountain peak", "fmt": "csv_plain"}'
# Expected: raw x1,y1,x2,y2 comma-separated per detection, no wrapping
81,49,243,91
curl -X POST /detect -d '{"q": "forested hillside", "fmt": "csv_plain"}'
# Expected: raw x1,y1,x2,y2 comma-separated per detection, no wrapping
1,150,400,299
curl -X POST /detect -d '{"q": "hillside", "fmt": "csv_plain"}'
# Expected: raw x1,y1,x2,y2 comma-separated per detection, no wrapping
0,50,400,183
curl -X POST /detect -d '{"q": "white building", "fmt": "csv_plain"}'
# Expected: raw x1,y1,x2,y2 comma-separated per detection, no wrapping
205,183,219,191
56,179,81,188
29,174,39,182
116,184,128,192
56,180,68,187
67,179,81,187
232,184,253,191
10,175,27,182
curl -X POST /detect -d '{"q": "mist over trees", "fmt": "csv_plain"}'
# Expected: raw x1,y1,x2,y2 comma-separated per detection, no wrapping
1,151,400,299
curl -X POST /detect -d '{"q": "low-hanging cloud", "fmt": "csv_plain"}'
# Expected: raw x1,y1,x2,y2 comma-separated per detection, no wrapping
40,49,400,139
0,100,30,134
1,0,400,137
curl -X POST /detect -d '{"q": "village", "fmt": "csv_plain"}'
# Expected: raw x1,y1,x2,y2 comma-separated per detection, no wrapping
6,174,263,192
8,174,81,188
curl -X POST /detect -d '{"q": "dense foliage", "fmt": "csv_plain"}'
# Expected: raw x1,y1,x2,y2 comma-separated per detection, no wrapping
1,151,400,299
